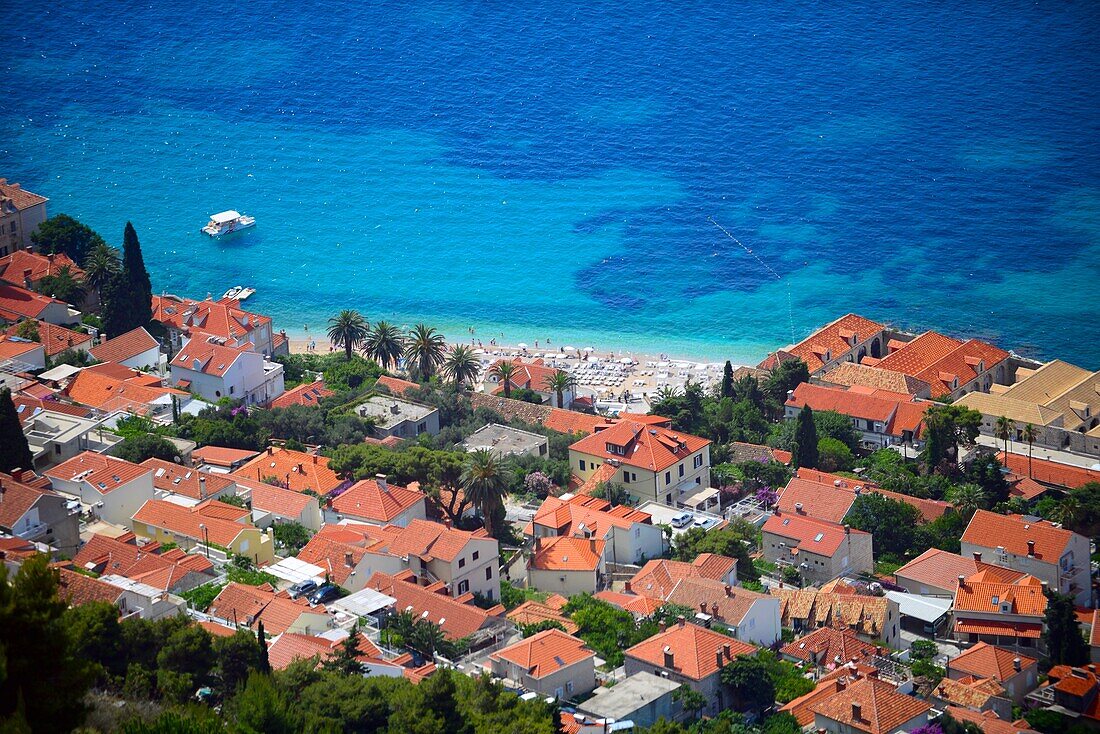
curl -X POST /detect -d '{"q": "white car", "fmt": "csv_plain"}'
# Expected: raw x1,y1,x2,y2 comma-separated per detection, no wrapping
670,512,694,528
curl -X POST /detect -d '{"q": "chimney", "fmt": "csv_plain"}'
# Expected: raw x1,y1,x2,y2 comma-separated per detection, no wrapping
677,615,686,628
717,649,725,668
700,602,708,613
267,446,274,455
659,621,667,633
344,552,354,567
724,584,732,597
1026,540,1035,557
723,642,731,659
1013,657,1022,672
311,454,318,464
624,580,632,593
973,552,982,562
376,473,388,492
22,268,33,287
844,523,850,535
47,253,54,263
851,703,862,722
957,575,966,588
199,476,206,497
774,507,781,516
795,502,804,513
711,602,719,616
663,646,674,668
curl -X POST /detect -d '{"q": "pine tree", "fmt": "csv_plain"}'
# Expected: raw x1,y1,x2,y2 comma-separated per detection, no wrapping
121,222,152,328
791,405,818,469
720,361,735,399
0,389,34,475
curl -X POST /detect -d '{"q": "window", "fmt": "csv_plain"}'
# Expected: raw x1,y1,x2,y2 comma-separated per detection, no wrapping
665,471,671,485
472,550,479,561
229,385,235,394
634,527,641,538
623,473,630,484
55,444,62,455
579,460,586,472
417,421,427,434
566,681,574,693
457,579,469,595
694,455,703,469
485,566,493,580
459,558,467,569
678,464,684,478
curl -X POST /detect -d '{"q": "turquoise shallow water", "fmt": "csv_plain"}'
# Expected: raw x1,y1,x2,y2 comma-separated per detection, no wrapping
3,1,1099,363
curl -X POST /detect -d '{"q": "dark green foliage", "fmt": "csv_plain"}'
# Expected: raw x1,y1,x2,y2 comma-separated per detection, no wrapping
31,213,106,263
1065,481,1100,538
922,403,982,475
720,361,735,398
102,223,153,337
114,433,183,463
49,347,97,369
1043,590,1089,666
519,619,567,637
844,492,923,558
816,436,854,472
672,520,760,582
963,453,1011,506
37,265,84,303
562,594,660,668
0,388,34,474
791,406,818,469
214,629,266,697
272,521,312,552
509,387,544,404
763,359,810,418
720,655,775,711
328,442,466,488
177,401,271,451
179,582,224,612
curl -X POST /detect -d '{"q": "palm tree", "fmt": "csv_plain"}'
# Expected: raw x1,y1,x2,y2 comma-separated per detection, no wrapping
363,320,404,370
461,449,508,537
38,266,85,304
443,345,480,389
327,310,369,361
543,369,578,408
1022,423,1039,478
995,416,1012,458
488,360,518,398
946,482,986,516
404,323,446,380
1051,495,1080,527
82,243,120,300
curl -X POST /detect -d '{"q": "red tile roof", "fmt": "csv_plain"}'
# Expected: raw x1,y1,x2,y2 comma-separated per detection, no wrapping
207,582,325,635
997,452,1100,490
247,479,317,519
786,383,929,439
764,513,867,557
877,332,964,375
954,572,1047,617
266,632,385,671
0,474,59,529
375,375,419,396
934,675,1006,710
823,362,931,396
954,620,1043,639
294,535,369,587
152,295,271,344
507,600,578,634
4,320,91,357
780,627,879,668
543,408,604,436
56,566,121,607
491,629,593,678
945,707,1041,734
0,179,48,210
894,549,1025,592
330,478,425,523
90,327,158,364
0,250,84,285
782,677,857,726
1046,665,1100,702
488,357,562,395
366,571,501,640
45,451,152,494
270,380,334,409
530,492,652,538
141,458,235,500
663,576,770,627
593,590,666,617
233,447,343,495
912,339,1010,398
132,498,257,547
0,336,42,362
778,476,857,524
962,510,1077,561
62,366,185,412
569,419,710,473
630,555,738,600
192,445,259,468
0,282,67,320
948,642,1037,681
72,533,213,591
625,620,756,680
530,536,605,572
756,314,886,374
772,589,891,639
811,676,930,734
171,338,247,377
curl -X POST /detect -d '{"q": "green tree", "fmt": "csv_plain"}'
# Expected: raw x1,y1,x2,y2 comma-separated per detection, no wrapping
946,483,986,517
791,405,818,469
443,345,481,389
671,520,759,582
272,521,312,552
1065,482,1100,538
995,415,1012,457
844,492,922,558
763,358,809,416
0,555,96,733
12,320,39,342
37,265,84,304
156,623,215,703
1043,590,1088,666
363,320,405,370
327,310,369,361
230,672,299,734
1022,423,1039,478
0,388,34,474
122,222,153,321
590,480,633,506
82,242,121,301
488,360,518,399
816,437,854,472
720,655,775,711
404,323,447,381
922,404,982,475
321,632,364,675
214,629,265,697
63,600,125,681
461,449,508,537
31,213,105,263
673,685,707,721
542,369,578,409
114,433,183,463
562,595,655,667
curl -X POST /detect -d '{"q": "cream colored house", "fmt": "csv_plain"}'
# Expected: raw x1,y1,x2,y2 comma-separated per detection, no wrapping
131,498,275,565
488,629,596,700
45,452,154,527
569,415,711,507
0,179,48,255
761,513,873,587
528,536,607,595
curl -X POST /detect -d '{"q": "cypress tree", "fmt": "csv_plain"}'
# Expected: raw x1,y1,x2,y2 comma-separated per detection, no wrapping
792,405,818,469
256,620,271,674
720,360,735,399
0,388,34,474
1043,590,1089,665
121,222,152,327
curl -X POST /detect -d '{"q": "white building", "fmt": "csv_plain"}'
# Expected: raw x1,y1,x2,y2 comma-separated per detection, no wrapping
89,327,162,371
45,451,155,526
170,336,284,405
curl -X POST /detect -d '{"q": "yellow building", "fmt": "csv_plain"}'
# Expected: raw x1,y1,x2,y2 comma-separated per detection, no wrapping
131,498,275,565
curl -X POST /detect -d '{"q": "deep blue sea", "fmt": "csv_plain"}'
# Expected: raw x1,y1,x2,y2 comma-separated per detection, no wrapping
3,1,1099,364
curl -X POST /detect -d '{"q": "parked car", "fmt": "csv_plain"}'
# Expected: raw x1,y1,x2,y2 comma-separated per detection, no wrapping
693,516,716,529
307,584,339,605
671,512,694,528
288,579,318,599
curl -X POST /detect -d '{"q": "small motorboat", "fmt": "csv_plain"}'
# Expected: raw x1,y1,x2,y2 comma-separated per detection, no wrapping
202,210,256,236
236,287,256,300
222,285,243,300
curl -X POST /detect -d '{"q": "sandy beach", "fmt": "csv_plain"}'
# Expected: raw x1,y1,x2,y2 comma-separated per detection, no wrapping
288,335,743,412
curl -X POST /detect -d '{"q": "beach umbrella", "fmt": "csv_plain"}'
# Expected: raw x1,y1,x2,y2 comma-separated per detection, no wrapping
619,357,633,365
563,346,576,352
517,343,528,348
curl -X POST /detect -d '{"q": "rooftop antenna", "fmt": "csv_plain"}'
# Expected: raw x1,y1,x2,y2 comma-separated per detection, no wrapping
708,217,794,345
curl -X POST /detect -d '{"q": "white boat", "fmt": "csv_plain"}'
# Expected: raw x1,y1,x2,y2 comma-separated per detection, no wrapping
222,285,243,300
236,287,256,300
202,210,256,236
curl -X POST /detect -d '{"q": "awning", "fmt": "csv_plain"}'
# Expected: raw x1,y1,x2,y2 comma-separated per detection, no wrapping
954,619,1042,639
210,210,241,223
884,591,951,624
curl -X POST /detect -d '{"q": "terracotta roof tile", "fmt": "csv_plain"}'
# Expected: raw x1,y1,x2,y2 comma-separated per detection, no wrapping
56,566,120,607
0,282,68,320
811,676,930,734
876,332,964,375
171,338,247,377
763,513,867,557
89,327,158,364
507,600,578,634
997,452,1100,490
233,447,343,495
192,445,260,468
375,375,419,396
945,706,1041,734
0,474,60,529
152,295,271,344
781,627,879,668
593,590,666,617
266,632,384,671
625,621,756,680
45,451,152,494
270,380,334,409
208,582,325,635
894,549,1024,592
629,555,737,600
141,458,235,500
823,362,931,396
663,576,768,627
772,589,890,639
530,535,604,572
961,510,1077,560
4,320,92,357
778,476,857,524
934,676,1006,709
0,250,83,286
490,628,593,678
366,571,501,640
0,180,48,210
132,498,257,547
756,314,886,374
948,642,1036,681
246,479,317,519
62,366,185,412
530,492,651,538
544,408,604,436
294,535,368,587
72,533,213,590
569,419,710,473
330,478,425,523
